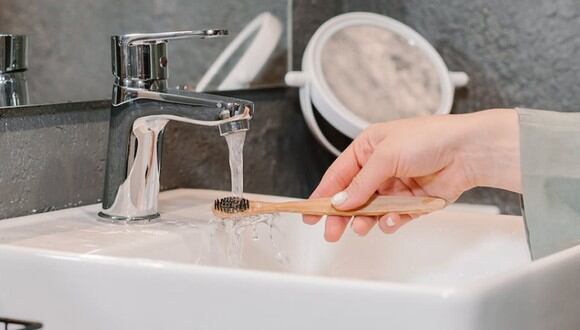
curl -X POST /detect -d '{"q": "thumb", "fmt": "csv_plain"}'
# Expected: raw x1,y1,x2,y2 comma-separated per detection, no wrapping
331,150,397,210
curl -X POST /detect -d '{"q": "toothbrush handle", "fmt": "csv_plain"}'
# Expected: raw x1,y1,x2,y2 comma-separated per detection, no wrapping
252,195,446,216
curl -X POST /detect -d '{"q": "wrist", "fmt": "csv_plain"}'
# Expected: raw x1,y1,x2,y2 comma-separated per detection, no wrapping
460,109,522,192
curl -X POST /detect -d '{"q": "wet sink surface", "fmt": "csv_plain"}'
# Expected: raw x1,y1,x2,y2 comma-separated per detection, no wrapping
0,189,579,330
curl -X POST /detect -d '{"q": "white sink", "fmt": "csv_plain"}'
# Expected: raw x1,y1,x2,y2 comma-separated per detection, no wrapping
0,189,579,329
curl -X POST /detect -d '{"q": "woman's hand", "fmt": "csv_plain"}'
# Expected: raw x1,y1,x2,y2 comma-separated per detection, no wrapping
305,109,521,242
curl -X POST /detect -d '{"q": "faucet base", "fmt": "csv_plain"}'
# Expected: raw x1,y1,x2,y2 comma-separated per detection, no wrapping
97,211,160,224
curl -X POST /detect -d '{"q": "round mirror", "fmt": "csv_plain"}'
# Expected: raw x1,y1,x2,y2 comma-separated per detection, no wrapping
286,12,468,155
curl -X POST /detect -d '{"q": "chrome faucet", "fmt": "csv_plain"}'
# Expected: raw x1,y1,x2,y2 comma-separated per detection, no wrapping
99,30,254,222
0,34,28,107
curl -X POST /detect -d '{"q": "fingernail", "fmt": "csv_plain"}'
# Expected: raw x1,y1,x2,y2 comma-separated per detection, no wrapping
349,217,361,233
351,223,362,236
385,216,395,227
331,191,348,206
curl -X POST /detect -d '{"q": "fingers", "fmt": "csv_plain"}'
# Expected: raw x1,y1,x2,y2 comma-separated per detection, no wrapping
324,216,350,242
327,211,424,240
351,216,377,236
379,213,408,234
302,191,325,224
303,215,321,225
333,147,398,211
303,142,369,225
313,144,363,198
378,213,415,234
350,212,420,237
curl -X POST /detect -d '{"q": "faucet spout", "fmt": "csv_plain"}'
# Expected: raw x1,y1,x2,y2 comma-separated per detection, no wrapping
100,30,253,222
99,87,254,222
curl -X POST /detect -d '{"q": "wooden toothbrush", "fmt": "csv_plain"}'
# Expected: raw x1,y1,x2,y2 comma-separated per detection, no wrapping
212,195,447,218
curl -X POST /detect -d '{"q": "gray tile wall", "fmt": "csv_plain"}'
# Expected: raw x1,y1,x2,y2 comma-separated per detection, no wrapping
0,101,109,217
0,0,289,105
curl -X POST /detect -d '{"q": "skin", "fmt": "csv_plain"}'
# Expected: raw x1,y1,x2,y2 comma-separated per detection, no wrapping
304,109,522,242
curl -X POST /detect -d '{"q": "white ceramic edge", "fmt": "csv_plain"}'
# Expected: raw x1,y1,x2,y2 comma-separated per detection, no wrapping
464,239,580,294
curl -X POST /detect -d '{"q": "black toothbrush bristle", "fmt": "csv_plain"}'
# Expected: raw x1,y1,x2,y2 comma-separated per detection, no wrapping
214,196,250,213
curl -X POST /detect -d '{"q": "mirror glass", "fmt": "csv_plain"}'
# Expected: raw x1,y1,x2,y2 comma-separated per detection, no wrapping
0,0,290,108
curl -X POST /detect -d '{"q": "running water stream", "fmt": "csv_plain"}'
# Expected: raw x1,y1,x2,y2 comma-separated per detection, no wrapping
225,131,245,197
221,131,288,266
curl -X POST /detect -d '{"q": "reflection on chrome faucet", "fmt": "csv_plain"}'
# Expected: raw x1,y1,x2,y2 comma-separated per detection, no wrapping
0,34,28,107
99,31,254,222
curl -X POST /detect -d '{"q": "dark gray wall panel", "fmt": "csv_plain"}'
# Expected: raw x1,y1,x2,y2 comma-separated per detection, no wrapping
0,88,335,219
0,101,109,217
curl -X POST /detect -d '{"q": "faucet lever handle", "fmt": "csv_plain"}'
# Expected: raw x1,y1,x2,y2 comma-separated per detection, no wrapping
121,30,228,46
112,29,228,89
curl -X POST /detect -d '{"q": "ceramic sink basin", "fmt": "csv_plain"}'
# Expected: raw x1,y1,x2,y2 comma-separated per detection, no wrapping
0,189,579,330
